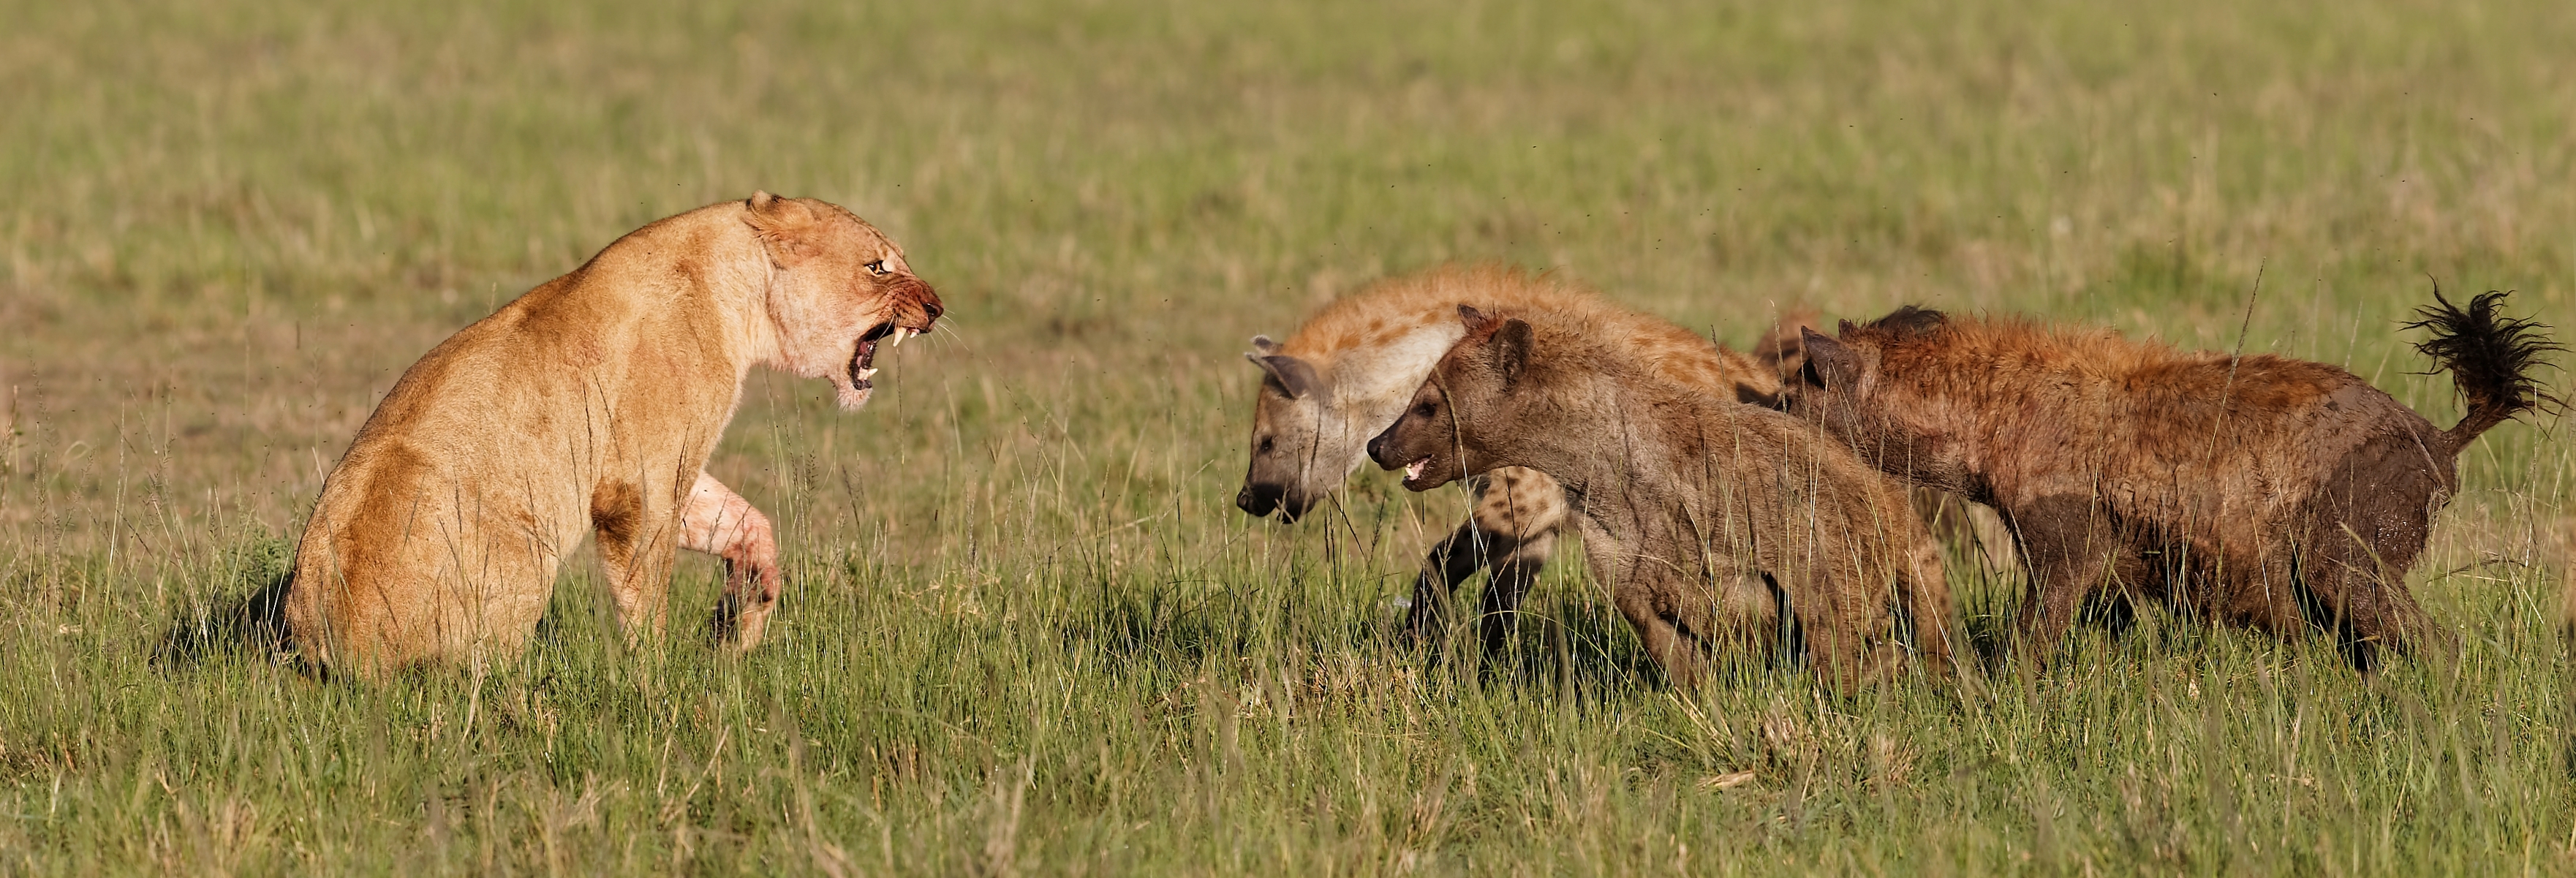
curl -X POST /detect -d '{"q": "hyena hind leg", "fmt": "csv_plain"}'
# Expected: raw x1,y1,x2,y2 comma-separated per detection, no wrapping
2295,436,2446,670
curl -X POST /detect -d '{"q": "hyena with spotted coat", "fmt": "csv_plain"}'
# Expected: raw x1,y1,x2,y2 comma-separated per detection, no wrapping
1367,305,1960,686
1235,265,1785,656
1790,292,2556,668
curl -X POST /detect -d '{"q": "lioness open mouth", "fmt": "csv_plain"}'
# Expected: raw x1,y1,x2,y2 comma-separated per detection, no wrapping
848,323,916,392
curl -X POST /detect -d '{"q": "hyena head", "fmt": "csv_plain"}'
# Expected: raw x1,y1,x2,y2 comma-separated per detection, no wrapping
1236,336,1340,521
1786,306,1979,494
1367,306,1540,493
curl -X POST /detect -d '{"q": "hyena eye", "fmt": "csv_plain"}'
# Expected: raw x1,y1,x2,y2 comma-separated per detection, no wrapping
864,260,890,276
1413,402,1437,418
1258,436,1275,454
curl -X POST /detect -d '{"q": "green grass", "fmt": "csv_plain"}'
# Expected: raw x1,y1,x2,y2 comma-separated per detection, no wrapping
4,0,2575,873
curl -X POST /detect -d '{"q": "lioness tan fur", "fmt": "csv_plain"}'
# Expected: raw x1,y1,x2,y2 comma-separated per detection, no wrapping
1368,305,1957,687
1233,265,1784,655
284,192,943,677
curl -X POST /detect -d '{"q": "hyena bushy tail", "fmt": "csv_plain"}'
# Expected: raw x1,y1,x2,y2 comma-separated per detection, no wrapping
2406,287,2562,452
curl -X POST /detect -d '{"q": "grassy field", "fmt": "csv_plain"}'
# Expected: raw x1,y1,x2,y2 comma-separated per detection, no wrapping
4,0,2575,873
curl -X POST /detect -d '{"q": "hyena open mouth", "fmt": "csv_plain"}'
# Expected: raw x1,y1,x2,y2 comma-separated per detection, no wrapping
849,323,916,392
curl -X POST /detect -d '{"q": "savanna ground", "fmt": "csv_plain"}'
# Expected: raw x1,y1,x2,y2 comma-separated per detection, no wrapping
3,0,2574,874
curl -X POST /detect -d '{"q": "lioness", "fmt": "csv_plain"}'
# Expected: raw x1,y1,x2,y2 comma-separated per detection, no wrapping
284,192,942,677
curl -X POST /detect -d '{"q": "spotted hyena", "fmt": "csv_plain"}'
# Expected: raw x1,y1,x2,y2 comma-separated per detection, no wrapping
1367,305,1959,686
1234,265,1786,657
1789,290,2557,669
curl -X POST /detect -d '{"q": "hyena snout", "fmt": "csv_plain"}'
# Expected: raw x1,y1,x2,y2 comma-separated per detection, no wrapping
1236,482,1281,516
1365,432,1397,469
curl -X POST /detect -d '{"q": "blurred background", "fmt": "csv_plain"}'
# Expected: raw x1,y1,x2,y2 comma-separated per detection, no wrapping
3,1,2572,873
7,0,2569,543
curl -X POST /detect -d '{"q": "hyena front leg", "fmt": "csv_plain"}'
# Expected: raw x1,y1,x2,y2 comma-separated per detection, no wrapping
681,472,782,651
2003,496,2123,670
1408,521,1492,646
1476,529,1556,661
1467,466,1570,659
1608,561,1705,691
1890,535,1961,678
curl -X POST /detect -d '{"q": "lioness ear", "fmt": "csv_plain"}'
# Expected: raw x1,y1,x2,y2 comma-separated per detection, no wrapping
1250,335,1280,355
1802,328,1862,390
1247,352,1319,399
744,191,821,267
1457,304,1492,333
1490,319,1533,387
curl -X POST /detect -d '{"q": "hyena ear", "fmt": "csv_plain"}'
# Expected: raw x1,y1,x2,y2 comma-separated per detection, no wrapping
1490,319,1534,387
1801,328,1861,390
1867,305,1947,336
744,191,822,267
1250,335,1280,355
1247,352,1319,399
1457,304,1492,333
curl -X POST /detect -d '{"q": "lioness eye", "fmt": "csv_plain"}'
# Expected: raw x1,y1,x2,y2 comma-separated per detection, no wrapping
864,260,889,275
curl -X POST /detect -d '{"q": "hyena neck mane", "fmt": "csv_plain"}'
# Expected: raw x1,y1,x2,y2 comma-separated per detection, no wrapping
1469,317,1734,514
1536,384,1731,529
1862,316,2408,502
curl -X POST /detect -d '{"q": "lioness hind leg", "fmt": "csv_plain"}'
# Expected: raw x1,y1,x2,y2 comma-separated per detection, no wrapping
681,472,782,651
592,477,677,648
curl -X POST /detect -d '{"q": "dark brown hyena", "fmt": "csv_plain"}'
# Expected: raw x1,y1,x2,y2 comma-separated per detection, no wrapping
1367,306,1958,687
1789,291,2557,669
1756,308,2020,575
